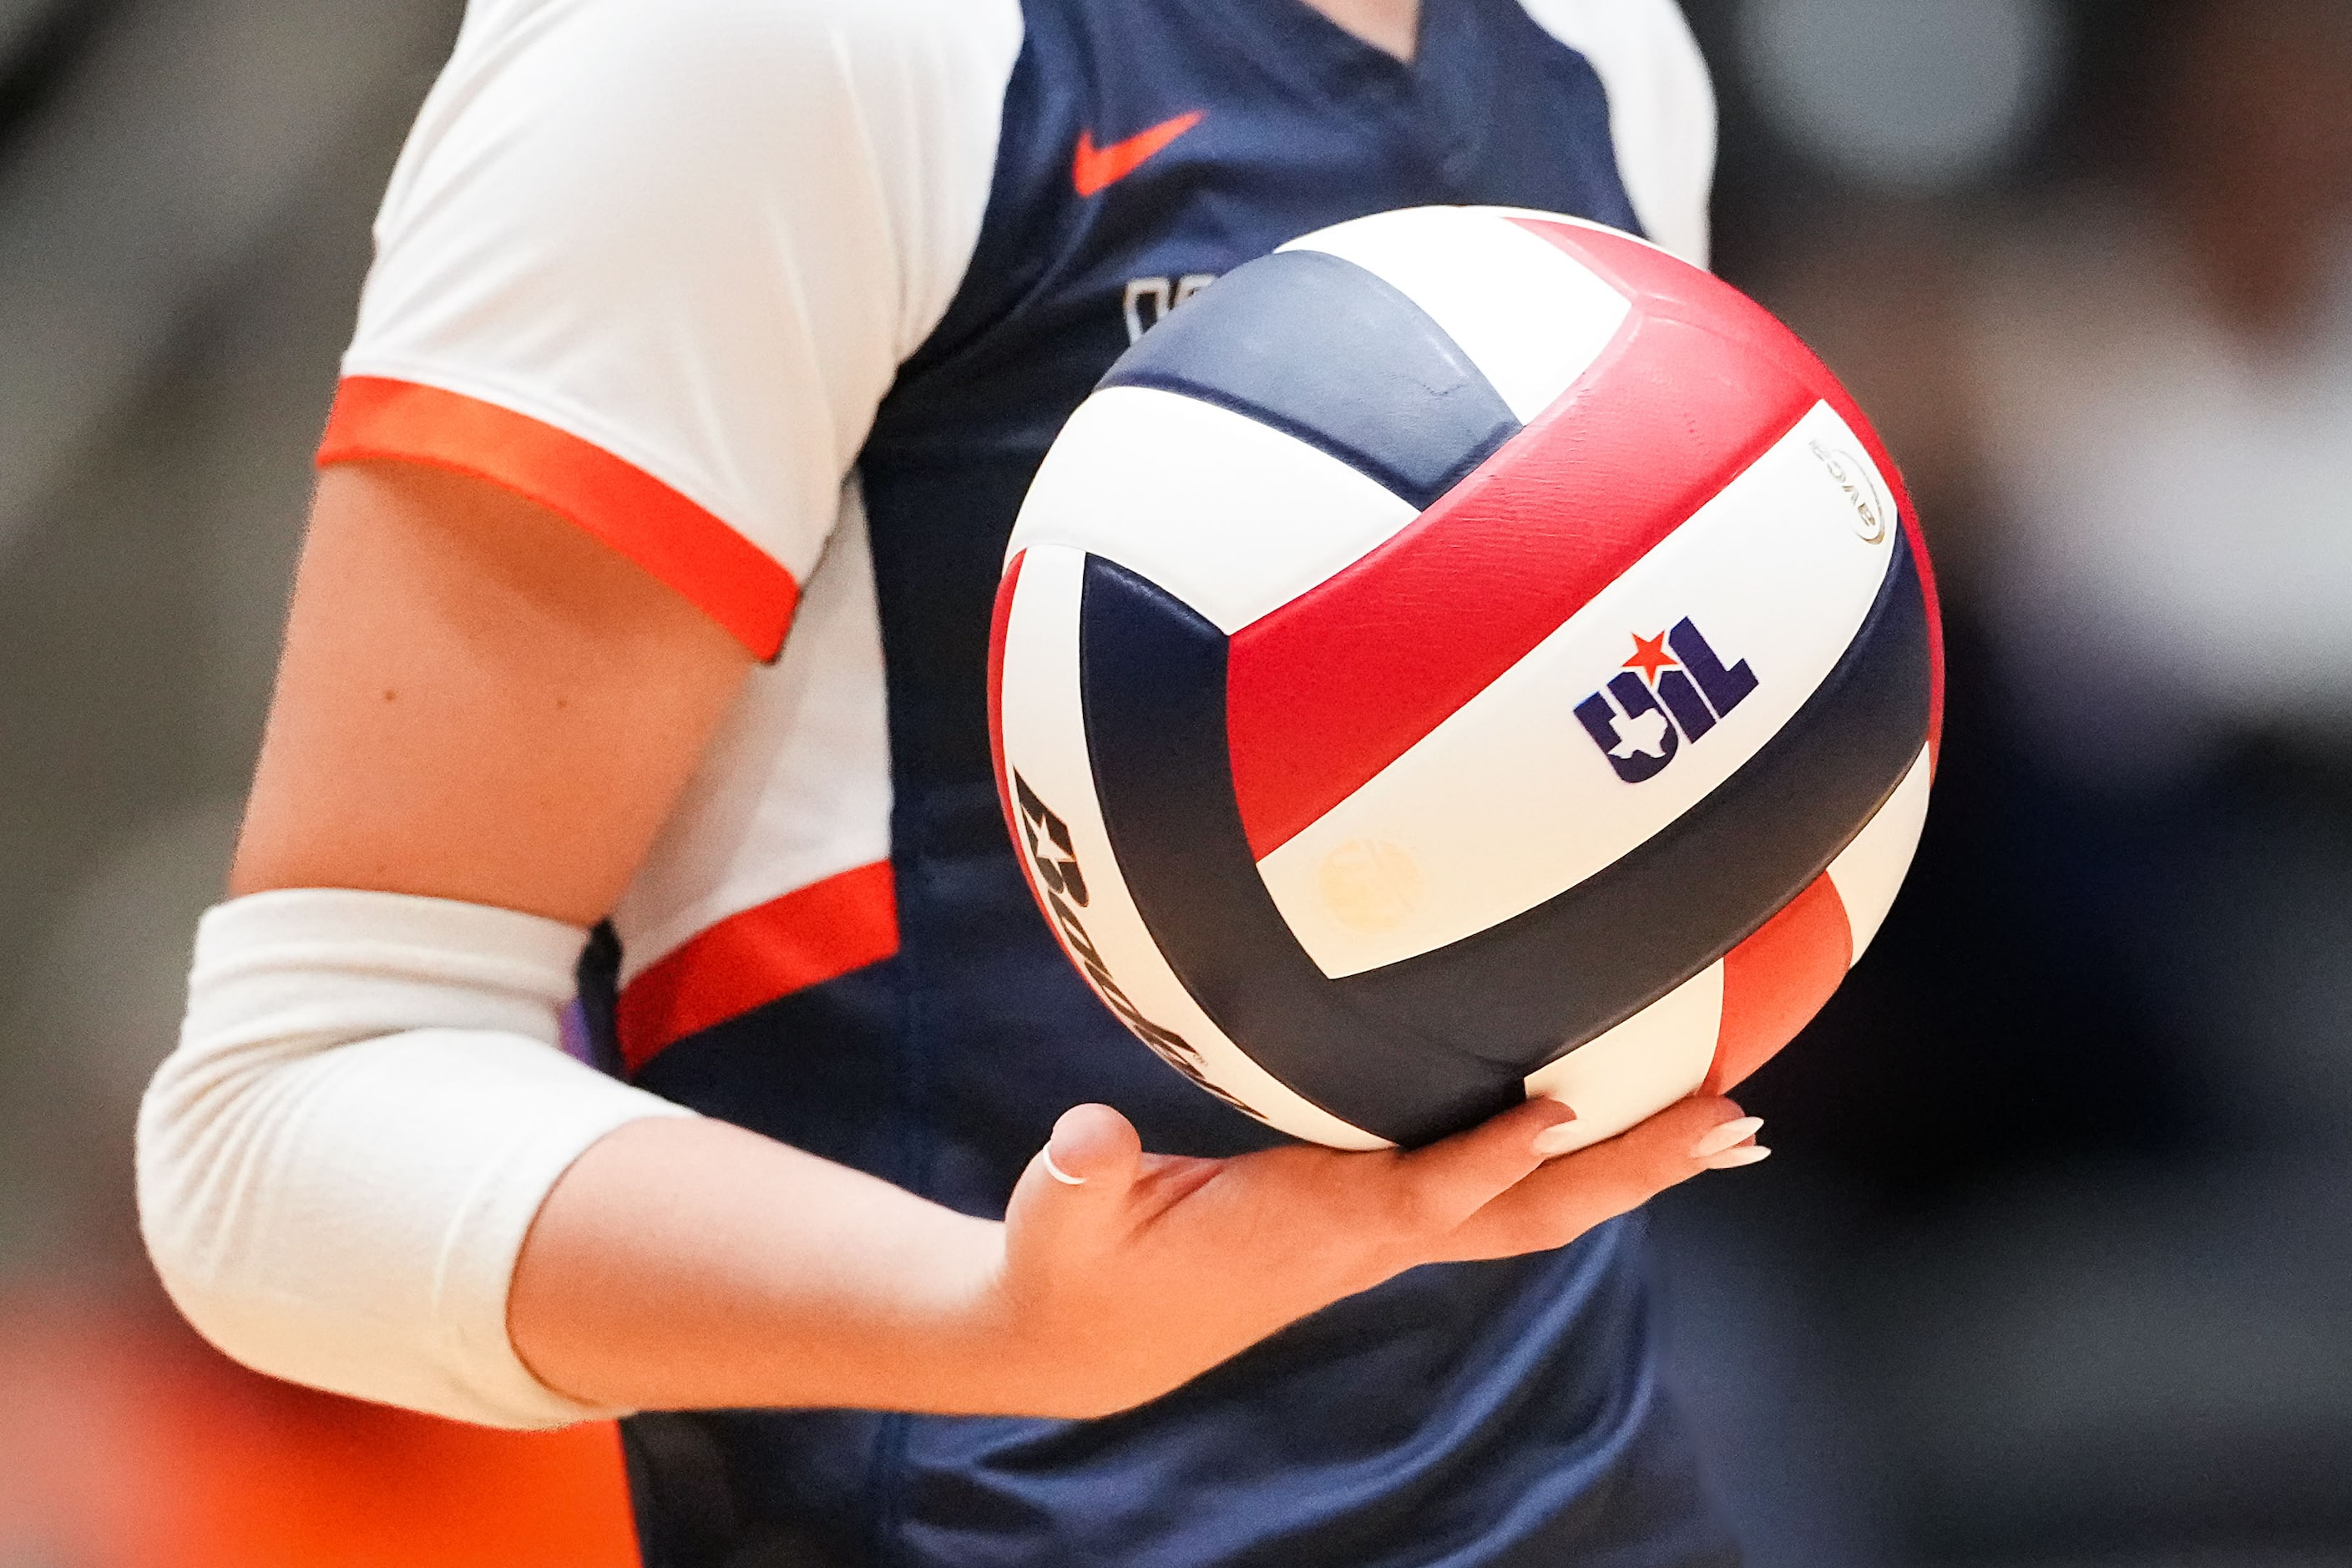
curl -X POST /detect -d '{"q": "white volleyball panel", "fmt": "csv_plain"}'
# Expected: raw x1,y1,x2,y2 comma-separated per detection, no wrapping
994,546,1390,1151
1469,205,1693,265
1007,387,1419,633
1826,742,1934,964
1259,402,1900,979
1522,961,1724,1154
1282,206,1632,422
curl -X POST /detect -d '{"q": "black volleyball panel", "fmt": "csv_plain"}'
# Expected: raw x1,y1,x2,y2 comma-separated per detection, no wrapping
1333,530,1936,1072
1098,249,1522,510
1076,555,1528,1146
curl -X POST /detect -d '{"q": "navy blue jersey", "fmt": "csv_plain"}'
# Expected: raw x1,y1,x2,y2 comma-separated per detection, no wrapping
325,0,1733,1562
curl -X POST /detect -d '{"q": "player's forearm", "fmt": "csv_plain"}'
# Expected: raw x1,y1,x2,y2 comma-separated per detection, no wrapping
141,887,1032,1427
508,1116,1025,1415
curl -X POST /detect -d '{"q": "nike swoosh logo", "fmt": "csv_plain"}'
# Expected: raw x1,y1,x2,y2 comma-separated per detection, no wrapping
1072,110,1205,197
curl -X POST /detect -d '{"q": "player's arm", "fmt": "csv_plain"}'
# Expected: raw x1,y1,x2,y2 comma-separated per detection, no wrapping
154,455,1753,1423
136,0,1759,1427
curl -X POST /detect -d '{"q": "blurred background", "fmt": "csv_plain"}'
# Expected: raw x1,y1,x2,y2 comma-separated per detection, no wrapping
0,0,2346,1563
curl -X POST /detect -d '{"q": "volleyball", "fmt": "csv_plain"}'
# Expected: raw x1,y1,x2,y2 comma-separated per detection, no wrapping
989,205,1942,1152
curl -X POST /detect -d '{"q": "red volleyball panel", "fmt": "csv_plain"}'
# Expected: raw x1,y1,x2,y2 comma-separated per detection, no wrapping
1704,873,1853,1095
1515,220,1839,400
1520,220,1945,763
989,548,1027,857
1223,304,1819,862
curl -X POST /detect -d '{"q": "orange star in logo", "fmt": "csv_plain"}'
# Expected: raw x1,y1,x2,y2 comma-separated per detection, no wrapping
1622,631,1676,684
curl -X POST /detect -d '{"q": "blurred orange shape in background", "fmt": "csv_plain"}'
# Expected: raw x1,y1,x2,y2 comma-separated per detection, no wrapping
0,1289,639,1568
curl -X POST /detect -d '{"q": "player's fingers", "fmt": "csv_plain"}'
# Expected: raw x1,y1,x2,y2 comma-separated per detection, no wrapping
1005,1103,1146,1256
1541,1096,1758,1222
1384,1096,1581,1236
1450,1097,1759,1257
1045,1102,1146,1186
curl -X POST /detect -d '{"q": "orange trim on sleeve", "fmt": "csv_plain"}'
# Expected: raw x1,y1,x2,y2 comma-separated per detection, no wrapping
318,376,798,660
616,861,898,1075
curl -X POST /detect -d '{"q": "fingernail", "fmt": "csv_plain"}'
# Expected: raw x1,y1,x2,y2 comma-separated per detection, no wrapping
1690,1116,1764,1160
1531,1121,1584,1158
1701,1144,1772,1171
1041,1146,1087,1186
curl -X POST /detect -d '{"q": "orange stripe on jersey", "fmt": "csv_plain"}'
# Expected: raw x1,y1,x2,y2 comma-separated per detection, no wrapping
318,376,799,660
616,861,898,1074
1705,873,1852,1095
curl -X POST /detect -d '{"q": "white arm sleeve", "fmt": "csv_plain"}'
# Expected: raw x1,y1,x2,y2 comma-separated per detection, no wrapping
136,889,692,1429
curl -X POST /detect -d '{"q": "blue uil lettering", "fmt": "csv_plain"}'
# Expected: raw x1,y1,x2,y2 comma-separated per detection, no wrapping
1576,620,1758,783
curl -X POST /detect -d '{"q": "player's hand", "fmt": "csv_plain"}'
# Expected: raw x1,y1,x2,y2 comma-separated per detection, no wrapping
980,1095,1763,1418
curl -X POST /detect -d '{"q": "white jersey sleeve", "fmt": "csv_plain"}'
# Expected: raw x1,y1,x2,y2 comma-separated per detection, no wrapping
326,0,1024,658
1519,0,1717,268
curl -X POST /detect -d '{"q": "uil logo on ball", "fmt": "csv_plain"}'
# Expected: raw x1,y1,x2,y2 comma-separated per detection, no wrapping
1575,620,1758,783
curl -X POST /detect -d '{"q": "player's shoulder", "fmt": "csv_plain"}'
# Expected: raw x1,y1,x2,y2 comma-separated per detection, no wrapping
448,0,1019,48
390,0,1025,268
1511,0,1707,77
439,0,1023,108
1511,0,1715,266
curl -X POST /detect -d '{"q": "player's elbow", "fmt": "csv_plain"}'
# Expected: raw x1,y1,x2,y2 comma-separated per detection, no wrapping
136,1043,255,1355
133,1044,367,1406
134,1044,294,1382
139,890,690,1428
132,1023,610,1432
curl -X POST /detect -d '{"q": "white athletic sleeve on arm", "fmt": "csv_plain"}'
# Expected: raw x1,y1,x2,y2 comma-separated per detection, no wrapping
139,891,688,1427
137,0,1019,1425
1520,0,1717,268
323,0,1022,658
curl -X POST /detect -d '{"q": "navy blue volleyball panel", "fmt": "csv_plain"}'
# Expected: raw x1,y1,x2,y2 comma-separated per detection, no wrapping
1099,249,1522,509
1334,531,1936,1070
1076,555,1527,1146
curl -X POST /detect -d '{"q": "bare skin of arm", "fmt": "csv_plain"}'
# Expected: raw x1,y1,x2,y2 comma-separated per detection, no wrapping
234,462,1749,1420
